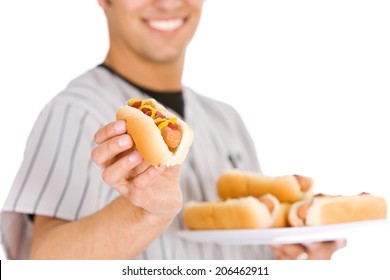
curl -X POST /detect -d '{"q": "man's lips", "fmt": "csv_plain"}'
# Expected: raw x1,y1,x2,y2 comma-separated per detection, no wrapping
144,18,186,32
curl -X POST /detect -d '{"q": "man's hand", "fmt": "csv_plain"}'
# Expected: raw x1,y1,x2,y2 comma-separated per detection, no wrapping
91,120,183,219
270,239,347,260
30,120,184,259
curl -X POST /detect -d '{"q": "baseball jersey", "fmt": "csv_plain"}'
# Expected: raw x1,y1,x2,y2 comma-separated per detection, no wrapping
1,66,274,260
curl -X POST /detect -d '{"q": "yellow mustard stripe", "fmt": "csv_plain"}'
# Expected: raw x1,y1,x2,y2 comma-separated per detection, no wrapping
128,98,141,106
157,121,170,131
128,98,150,107
128,98,178,131
139,105,157,118
156,118,177,131
154,117,165,123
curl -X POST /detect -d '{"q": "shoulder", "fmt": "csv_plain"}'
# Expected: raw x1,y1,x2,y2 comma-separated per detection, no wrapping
184,86,240,119
46,66,128,124
60,66,123,102
67,66,116,88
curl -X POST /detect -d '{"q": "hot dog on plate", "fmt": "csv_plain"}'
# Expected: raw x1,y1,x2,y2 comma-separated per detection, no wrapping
273,202,292,228
288,193,387,226
116,98,193,166
216,169,313,203
183,194,280,230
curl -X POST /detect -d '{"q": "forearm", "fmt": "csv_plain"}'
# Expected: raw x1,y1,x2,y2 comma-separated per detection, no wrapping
29,196,174,259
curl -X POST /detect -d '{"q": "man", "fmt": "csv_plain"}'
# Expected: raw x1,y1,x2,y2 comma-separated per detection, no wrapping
1,0,345,259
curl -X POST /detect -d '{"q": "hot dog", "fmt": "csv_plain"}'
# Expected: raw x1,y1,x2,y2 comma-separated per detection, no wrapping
216,170,314,203
273,202,292,228
116,98,193,166
288,193,387,226
183,194,280,230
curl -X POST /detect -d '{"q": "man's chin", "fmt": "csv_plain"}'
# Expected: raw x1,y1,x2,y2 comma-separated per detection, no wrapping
143,49,185,65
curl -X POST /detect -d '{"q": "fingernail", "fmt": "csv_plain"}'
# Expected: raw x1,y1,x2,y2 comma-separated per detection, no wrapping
128,151,141,163
118,135,130,147
115,121,126,132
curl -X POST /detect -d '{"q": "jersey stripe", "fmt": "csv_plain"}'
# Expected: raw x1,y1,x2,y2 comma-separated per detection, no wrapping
33,104,72,213
54,110,89,216
74,140,96,220
12,105,55,210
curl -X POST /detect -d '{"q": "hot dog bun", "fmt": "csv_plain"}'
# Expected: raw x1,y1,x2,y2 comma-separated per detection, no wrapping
288,199,311,226
183,195,280,230
289,193,387,226
273,203,292,228
116,98,193,166
216,170,313,203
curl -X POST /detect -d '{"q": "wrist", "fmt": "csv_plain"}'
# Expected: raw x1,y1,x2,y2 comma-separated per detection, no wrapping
112,196,177,230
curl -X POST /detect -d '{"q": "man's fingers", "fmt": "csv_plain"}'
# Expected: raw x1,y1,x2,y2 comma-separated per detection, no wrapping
127,165,167,207
269,244,307,260
91,134,134,167
304,239,347,252
335,239,347,249
273,251,292,260
94,120,127,144
102,151,143,186
133,165,167,190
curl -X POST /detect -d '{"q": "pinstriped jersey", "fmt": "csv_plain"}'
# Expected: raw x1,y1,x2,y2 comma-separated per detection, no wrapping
1,66,274,260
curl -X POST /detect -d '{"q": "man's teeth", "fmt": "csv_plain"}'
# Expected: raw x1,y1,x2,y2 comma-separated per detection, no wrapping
148,19,184,31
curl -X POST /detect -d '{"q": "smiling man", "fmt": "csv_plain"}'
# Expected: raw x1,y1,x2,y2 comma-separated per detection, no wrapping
1,0,345,260
101,0,202,89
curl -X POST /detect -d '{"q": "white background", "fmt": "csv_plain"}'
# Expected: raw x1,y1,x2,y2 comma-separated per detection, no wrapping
0,0,389,261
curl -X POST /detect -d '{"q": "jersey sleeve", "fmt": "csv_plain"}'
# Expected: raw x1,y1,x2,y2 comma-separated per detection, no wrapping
1,98,109,259
2,99,104,220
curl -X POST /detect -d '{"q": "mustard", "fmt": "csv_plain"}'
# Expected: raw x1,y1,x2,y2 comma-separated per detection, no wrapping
157,118,177,131
138,105,157,118
128,98,178,131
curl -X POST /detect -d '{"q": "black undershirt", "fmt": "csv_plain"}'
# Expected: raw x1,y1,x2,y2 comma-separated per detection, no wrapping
99,64,185,118
27,65,185,223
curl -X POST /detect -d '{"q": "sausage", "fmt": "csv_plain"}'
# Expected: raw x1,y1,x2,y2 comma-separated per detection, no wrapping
130,99,183,150
258,196,275,213
297,193,332,222
297,202,310,221
294,175,312,192
161,126,182,149
289,193,387,227
118,98,193,166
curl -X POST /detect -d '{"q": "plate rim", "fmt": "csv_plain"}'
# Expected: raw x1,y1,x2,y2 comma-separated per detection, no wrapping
176,219,389,245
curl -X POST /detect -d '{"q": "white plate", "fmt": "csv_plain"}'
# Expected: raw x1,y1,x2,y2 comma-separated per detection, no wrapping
176,219,389,245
